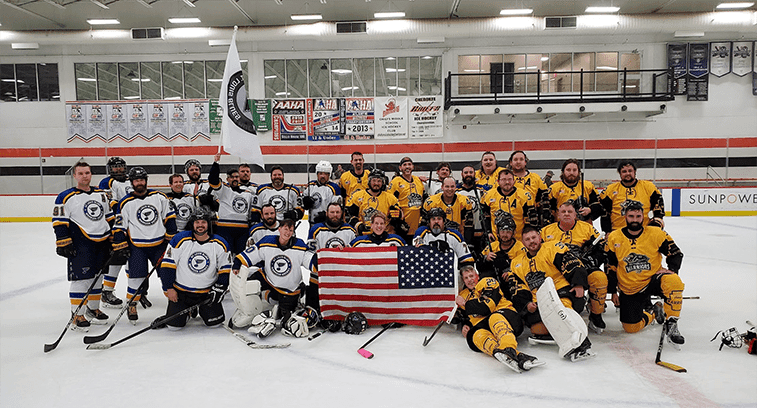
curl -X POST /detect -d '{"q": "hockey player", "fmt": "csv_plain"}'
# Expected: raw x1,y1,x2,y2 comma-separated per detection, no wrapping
112,166,177,323
426,162,452,196
346,168,403,235
389,157,427,241
158,208,230,329
238,163,257,193
541,201,608,333
208,154,257,254
232,219,315,337
475,151,505,192
339,151,369,200
422,176,473,237
480,168,537,241
477,213,525,290
605,201,685,345
413,208,474,268
457,165,487,254
509,225,594,360
54,161,113,330
255,166,303,222
302,160,341,226
247,204,279,247
350,212,406,247
548,159,603,221
599,160,664,233
182,158,209,196
98,156,132,308
457,265,544,373
508,150,551,227
166,174,196,232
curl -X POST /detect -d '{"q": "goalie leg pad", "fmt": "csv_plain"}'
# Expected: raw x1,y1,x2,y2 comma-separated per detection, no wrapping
230,269,272,326
536,277,589,358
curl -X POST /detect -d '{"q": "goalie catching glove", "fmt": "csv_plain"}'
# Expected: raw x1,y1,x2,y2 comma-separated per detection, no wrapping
282,315,309,338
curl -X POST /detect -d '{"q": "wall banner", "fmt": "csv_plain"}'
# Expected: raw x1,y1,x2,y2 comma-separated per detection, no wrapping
128,103,148,139
189,101,210,141
374,96,408,140
732,41,754,77
86,104,107,140
344,97,375,140
307,98,344,141
169,102,188,140
272,99,307,141
668,43,688,95
66,103,86,142
709,42,731,77
409,95,443,138
149,102,168,140
687,43,709,101
250,99,272,132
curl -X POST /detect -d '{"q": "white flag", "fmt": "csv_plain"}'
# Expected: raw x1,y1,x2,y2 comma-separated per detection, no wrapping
219,30,265,169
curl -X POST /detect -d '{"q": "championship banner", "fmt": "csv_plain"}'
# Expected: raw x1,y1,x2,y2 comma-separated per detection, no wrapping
409,95,443,138
169,102,188,140
344,97,375,140
709,42,731,77
148,102,168,140
106,103,127,139
375,96,408,139
66,103,86,142
127,103,148,140
189,101,210,141
732,41,754,77
307,98,344,141
687,43,709,101
250,99,272,132
86,104,107,140
209,99,222,134
272,99,307,141
317,246,457,326
668,43,688,95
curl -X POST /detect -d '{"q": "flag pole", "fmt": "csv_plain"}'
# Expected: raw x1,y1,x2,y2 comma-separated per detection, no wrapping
218,25,239,156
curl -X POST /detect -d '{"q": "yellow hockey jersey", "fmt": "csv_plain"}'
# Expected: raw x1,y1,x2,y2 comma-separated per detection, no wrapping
541,220,600,251
605,227,682,295
510,241,576,298
480,186,535,240
599,179,664,232
513,171,548,203
458,276,516,326
421,192,473,233
475,167,504,192
346,189,401,230
339,169,370,198
389,175,425,234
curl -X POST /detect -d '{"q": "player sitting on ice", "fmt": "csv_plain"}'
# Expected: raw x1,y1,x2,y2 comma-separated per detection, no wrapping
413,207,474,268
457,265,544,373
509,225,595,361
350,212,406,247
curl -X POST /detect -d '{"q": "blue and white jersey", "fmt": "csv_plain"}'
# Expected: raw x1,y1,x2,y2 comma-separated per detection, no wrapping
413,226,473,265
247,221,279,247
210,181,256,229
234,235,314,293
98,176,133,208
167,192,196,231
308,222,356,250
182,179,211,196
113,190,177,248
349,233,406,248
255,184,302,221
53,187,114,246
159,231,231,293
302,181,341,223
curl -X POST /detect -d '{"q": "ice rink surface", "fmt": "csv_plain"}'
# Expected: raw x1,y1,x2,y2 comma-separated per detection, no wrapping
1,217,755,408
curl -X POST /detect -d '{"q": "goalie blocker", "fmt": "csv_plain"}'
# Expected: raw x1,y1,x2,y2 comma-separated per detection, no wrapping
536,277,595,361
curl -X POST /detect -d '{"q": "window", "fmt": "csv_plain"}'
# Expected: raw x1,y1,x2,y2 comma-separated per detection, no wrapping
162,61,183,100
1,64,17,102
75,63,97,100
97,63,118,101
119,62,140,100
140,62,162,99
15,64,39,101
37,63,60,101
184,61,205,99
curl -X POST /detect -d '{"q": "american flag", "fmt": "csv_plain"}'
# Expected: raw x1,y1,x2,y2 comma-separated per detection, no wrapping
317,246,458,326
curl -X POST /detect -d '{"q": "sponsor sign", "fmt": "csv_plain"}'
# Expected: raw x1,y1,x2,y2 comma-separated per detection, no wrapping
409,95,443,138
344,97,375,139
307,98,344,141
375,96,408,139
272,99,307,141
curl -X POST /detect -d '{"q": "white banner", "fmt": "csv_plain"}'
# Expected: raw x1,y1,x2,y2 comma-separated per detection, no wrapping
169,102,188,139
86,104,107,140
375,96,408,139
409,95,443,138
66,103,86,141
128,103,148,139
107,103,128,139
680,188,757,214
189,101,210,141
149,102,168,139
709,42,731,77
732,41,753,77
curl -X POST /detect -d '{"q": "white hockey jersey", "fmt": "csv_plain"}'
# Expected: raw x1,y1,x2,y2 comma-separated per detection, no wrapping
234,235,314,293
255,184,302,221
182,179,211,196
210,182,256,229
114,190,177,248
53,187,114,245
307,222,357,250
413,226,473,265
457,184,485,231
247,222,280,247
98,176,133,209
159,231,231,293
302,181,341,223
167,192,196,231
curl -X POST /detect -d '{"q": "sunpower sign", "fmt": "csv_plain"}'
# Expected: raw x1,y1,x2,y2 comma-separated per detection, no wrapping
663,188,757,216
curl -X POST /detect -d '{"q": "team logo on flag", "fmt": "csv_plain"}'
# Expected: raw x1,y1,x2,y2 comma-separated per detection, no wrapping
225,71,256,134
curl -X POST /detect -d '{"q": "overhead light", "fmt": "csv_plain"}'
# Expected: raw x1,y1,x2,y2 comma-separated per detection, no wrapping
182,0,196,7
341,86,359,91
541,56,549,61
11,43,40,50
264,75,277,79
716,2,754,9
463,69,483,72
90,0,109,9
87,18,120,25
585,6,620,13
374,11,405,18
207,79,223,82
275,92,290,96
596,66,617,70
500,8,533,15
123,96,140,99
422,56,434,59
77,77,97,81
674,30,705,37
331,69,352,74
131,78,151,82
387,86,406,91
291,14,323,20
168,17,201,24
208,39,231,46
417,37,445,43
385,68,406,72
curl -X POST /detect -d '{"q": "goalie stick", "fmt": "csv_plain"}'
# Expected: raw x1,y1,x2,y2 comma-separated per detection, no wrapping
87,299,210,350
44,255,116,353
655,323,687,373
83,260,161,344
223,324,290,349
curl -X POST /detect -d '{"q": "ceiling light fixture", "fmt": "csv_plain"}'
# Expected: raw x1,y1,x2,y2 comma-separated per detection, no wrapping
374,11,405,18
499,8,532,15
585,6,620,13
716,2,754,9
86,18,120,25
90,0,110,9
168,17,201,23
291,14,323,20
182,0,196,7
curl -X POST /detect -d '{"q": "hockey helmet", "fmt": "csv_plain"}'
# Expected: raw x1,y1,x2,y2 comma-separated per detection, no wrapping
184,158,202,174
298,306,321,329
128,166,148,181
368,168,388,191
620,199,644,216
185,207,215,234
315,160,333,175
342,311,368,335
427,207,447,221
495,212,516,232
106,157,127,180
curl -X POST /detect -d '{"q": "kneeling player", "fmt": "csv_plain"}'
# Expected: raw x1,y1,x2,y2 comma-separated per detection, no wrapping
158,209,230,329
457,265,544,373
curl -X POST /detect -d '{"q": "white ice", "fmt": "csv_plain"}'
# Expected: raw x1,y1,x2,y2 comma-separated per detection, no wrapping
1,217,756,408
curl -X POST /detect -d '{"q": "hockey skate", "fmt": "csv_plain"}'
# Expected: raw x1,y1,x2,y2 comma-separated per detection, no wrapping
127,303,138,325
516,351,546,371
71,314,90,332
101,291,123,309
646,301,665,325
527,334,557,346
665,317,685,349
85,308,109,325
493,347,523,373
588,313,606,334
566,337,597,362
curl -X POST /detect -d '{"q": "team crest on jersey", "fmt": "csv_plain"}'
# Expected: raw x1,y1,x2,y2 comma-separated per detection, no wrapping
188,252,211,274
311,193,323,210
269,195,287,212
232,196,249,213
362,207,378,223
524,270,547,290
136,204,159,225
270,254,292,277
83,200,105,221
408,192,423,208
175,203,192,220
623,253,651,273
325,237,345,248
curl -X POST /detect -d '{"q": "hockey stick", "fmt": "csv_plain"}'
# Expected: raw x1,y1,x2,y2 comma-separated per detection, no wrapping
44,255,116,353
655,324,687,373
422,321,444,347
83,260,161,344
223,324,290,349
357,323,397,359
87,299,210,350
606,295,699,300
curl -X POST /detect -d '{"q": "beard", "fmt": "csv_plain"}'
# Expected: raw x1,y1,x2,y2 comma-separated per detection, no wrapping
463,175,475,185
326,217,341,228
133,184,147,194
431,225,443,234
263,217,277,227
627,221,643,231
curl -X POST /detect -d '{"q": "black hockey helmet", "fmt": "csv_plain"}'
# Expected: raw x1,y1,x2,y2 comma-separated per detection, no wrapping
495,212,516,231
427,207,447,221
342,311,368,335
185,207,214,234
620,199,644,215
128,166,148,181
368,168,388,192
184,158,202,174
107,157,127,173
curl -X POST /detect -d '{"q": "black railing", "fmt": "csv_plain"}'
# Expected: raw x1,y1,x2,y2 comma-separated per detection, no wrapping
444,67,675,109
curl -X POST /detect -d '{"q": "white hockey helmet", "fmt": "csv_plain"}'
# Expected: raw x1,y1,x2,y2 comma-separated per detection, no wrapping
315,160,333,174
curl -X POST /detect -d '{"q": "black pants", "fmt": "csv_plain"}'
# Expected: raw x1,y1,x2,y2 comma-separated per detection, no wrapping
165,290,224,328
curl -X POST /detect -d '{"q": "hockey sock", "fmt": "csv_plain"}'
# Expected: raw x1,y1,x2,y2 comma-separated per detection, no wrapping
70,279,93,314
660,274,684,319
102,265,121,292
472,330,500,357
87,275,104,310
530,322,550,336
489,314,518,351
587,270,608,315
126,277,146,303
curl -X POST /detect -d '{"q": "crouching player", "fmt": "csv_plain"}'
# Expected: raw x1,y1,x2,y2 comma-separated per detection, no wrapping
457,265,544,373
158,209,230,329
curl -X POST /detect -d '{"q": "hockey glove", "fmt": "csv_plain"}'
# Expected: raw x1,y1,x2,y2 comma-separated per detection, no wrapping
429,240,451,253
207,283,226,305
111,247,130,265
283,210,298,221
56,243,77,259
301,195,316,210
